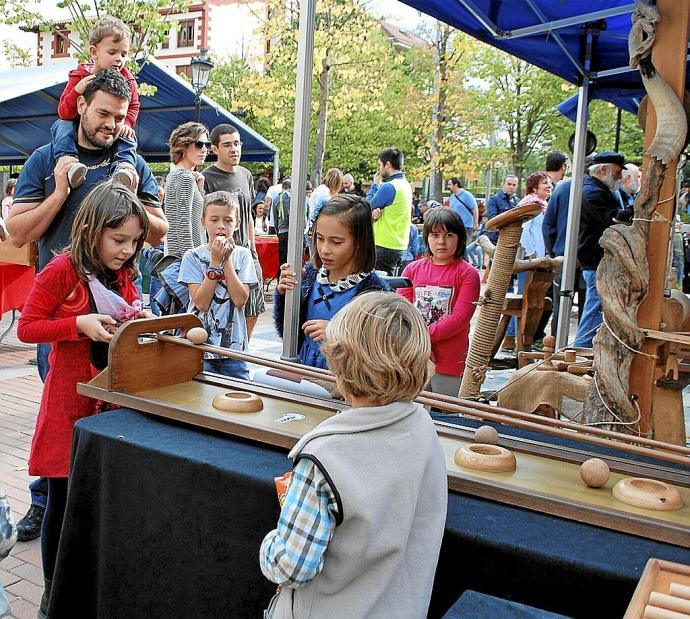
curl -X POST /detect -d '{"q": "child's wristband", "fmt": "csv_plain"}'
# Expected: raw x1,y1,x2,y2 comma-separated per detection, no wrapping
206,266,225,281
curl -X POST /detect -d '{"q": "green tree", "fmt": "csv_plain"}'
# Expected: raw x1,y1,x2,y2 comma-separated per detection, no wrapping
550,99,644,164
206,0,432,185
1,41,33,67
466,45,573,187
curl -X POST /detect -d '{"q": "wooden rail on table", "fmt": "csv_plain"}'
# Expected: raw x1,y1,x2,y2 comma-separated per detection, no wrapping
152,333,690,466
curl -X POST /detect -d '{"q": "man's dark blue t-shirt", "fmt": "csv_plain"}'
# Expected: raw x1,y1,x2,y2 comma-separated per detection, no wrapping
13,141,160,271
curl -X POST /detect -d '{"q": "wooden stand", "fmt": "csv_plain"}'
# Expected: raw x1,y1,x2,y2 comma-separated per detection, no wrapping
625,559,690,618
627,0,690,437
76,316,690,547
0,240,37,266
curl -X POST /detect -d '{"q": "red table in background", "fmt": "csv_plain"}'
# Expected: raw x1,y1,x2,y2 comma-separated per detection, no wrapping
256,235,279,285
0,262,35,344
0,262,34,314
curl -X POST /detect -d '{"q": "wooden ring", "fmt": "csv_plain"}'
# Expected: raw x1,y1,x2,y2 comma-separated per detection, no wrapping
454,444,516,473
212,391,263,413
612,477,684,511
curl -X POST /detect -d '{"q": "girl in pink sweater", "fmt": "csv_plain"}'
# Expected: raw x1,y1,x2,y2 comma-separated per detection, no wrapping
398,208,480,396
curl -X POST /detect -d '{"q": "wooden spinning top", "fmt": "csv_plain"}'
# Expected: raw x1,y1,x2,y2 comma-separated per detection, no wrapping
538,336,556,371
454,444,516,473
212,391,263,413
612,477,684,511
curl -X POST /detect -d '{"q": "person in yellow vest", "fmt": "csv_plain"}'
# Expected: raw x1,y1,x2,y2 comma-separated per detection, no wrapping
366,147,413,275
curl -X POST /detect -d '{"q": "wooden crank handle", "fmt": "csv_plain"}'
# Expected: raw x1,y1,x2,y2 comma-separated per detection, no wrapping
485,202,543,231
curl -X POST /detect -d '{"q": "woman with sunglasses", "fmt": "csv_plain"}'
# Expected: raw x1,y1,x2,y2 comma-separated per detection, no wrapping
163,122,211,260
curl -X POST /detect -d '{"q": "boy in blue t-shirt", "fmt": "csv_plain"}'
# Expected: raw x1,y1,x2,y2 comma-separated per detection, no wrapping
179,191,258,379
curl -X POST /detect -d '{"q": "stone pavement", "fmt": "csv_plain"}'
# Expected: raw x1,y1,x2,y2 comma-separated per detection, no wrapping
0,311,45,619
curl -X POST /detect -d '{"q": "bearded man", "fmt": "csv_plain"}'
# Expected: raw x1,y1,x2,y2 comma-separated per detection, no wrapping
573,151,626,347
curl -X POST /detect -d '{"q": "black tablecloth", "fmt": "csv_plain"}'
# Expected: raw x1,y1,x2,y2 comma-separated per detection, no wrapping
50,409,690,618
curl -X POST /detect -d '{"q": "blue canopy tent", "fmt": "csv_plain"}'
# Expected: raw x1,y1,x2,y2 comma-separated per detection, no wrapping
281,0,684,357
557,88,644,121
0,57,278,165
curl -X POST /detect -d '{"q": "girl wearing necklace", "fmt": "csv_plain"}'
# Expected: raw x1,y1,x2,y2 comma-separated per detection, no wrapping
274,194,389,369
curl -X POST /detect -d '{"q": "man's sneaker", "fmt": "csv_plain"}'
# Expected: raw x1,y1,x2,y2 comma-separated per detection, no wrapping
112,166,134,189
15,504,45,542
532,338,545,352
67,162,87,189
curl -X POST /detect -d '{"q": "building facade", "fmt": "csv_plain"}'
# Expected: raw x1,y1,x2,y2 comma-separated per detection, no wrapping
34,0,266,76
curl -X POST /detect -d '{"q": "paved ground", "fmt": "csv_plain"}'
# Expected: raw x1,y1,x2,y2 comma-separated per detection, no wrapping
0,312,46,619
0,287,688,617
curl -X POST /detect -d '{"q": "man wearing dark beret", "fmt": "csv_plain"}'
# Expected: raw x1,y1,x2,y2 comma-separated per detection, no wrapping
573,151,626,347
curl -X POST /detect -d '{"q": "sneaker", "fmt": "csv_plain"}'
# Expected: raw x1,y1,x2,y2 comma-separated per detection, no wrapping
15,504,45,542
112,166,134,189
501,335,516,352
67,162,87,189
531,338,545,352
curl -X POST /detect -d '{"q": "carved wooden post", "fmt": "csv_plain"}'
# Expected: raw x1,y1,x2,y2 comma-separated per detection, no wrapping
459,203,542,400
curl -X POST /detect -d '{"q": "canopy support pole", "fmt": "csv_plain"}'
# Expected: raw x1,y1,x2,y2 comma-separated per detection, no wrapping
555,27,595,350
282,0,317,362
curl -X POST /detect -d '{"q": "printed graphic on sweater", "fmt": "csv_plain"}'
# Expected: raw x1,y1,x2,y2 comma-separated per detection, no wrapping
413,285,453,325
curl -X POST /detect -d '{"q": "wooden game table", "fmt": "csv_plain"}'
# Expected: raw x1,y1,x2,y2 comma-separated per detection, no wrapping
45,316,689,617
47,408,690,618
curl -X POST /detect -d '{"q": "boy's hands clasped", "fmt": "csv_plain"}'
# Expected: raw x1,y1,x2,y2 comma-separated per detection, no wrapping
210,236,234,266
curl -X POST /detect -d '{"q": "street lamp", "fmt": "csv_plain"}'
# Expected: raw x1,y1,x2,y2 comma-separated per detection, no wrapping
190,49,214,123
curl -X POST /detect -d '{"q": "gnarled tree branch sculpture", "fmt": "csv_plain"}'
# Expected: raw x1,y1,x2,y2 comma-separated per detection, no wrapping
582,0,688,433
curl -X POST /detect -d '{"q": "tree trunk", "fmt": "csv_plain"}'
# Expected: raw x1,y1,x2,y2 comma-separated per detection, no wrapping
428,22,449,202
311,56,329,186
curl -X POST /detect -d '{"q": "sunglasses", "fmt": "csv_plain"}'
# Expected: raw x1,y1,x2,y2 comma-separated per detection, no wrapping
193,140,212,149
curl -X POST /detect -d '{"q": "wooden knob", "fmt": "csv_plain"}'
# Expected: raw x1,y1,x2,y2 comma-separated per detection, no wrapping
186,327,209,344
563,349,577,363
474,425,499,445
580,458,610,488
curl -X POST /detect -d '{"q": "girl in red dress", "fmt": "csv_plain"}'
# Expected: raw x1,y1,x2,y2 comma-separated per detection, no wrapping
17,179,151,616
